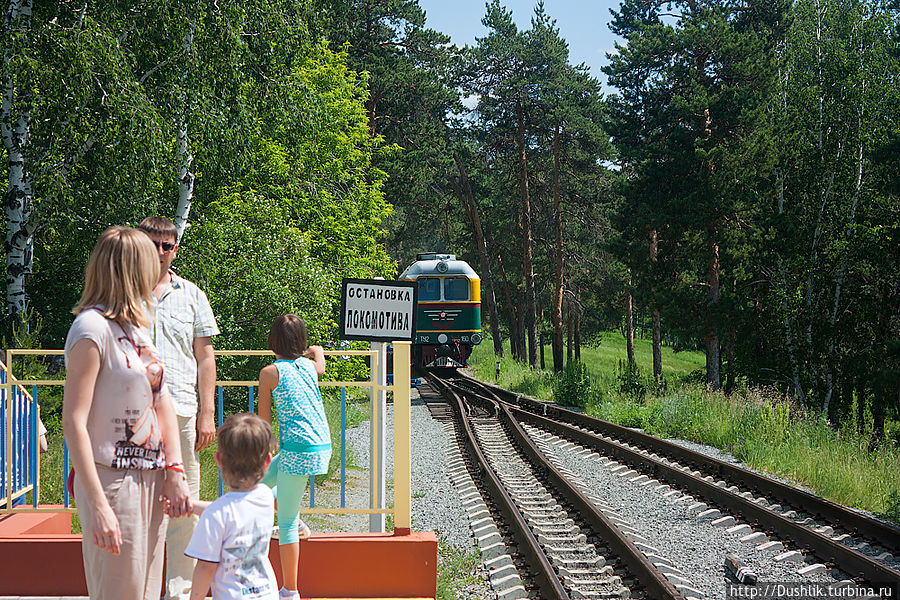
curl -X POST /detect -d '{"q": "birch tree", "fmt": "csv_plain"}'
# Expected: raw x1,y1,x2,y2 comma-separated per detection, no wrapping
770,0,900,417
3,1,174,332
2,0,33,328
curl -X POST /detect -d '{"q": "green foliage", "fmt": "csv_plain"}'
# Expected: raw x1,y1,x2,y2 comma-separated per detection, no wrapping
615,359,647,401
184,190,336,350
8,3,393,353
322,393,369,479
596,399,645,429
3,305,65,423
37,425,68,512
759,401,792,445
469,340,556,399
469,340,900,521
311,0,464,268
176,34,394,361
880,491,900,523
4,304,49,381
553,360,592,408
604,0,788,391
643,390,708,440
5,0,898,494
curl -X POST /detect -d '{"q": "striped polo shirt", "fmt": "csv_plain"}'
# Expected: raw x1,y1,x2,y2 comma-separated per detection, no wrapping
150,270,220,418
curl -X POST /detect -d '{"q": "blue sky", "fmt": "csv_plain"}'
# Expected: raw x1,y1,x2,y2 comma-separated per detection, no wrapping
417,0,622,89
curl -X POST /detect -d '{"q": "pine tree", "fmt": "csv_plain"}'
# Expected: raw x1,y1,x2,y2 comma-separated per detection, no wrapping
605,0,787,389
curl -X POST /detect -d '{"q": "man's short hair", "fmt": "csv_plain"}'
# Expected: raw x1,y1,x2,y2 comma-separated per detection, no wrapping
217,413,272,489
268,314,308,360
137,216,178,242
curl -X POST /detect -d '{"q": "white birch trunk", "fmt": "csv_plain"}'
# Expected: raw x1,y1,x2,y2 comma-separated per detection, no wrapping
2,0,34,324
822,120,865,416
776,168,807,405
173,118,194,243
172,26,194,244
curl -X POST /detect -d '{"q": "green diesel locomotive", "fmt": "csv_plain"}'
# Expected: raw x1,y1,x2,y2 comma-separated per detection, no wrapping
399,253,483,368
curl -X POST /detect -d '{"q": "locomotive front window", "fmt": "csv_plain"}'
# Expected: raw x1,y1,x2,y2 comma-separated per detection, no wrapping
418,277,441,301
444,277,470,301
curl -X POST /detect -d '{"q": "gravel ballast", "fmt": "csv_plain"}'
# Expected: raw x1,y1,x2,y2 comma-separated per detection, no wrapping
343,388,496,599
336,385,893,599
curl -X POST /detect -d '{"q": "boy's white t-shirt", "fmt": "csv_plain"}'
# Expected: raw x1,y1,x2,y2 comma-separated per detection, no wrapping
185,484,278,600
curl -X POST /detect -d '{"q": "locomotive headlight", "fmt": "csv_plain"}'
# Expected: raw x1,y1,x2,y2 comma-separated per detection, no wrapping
436,261,449,273
438,333,449,344
471,333,483,345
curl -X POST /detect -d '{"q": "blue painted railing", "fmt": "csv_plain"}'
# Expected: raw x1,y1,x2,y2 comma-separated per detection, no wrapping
1,368,41,509
213,384,348,508
2,349,368,517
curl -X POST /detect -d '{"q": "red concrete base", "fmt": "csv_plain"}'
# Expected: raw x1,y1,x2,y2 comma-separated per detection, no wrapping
0,507,73,535
0,508,84,595
291,532,437,598
0,509,437,599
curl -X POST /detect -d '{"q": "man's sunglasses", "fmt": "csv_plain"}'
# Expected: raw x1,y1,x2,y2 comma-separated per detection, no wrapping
152,241,176,252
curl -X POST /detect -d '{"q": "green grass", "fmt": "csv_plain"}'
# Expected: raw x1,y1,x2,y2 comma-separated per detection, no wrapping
435,537,482,600
468,334,900,521
591,387,900,517
581,331,705,383
34,389,371,533
469,332,705,392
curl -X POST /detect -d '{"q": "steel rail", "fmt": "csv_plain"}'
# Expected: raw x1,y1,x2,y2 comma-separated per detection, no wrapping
497,402,685,600
467,374,900,555
427,375,570,599
441,375,685,600
506,403,900,585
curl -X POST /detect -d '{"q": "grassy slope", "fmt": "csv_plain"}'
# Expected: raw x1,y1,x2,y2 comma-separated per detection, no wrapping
468,334,900,520
580,331,705,381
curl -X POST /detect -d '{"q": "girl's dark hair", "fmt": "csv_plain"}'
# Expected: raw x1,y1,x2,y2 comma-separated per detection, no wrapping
268,314,308,359
217,413,272,489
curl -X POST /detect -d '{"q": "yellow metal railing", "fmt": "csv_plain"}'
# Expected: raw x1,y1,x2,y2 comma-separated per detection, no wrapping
1,342,412,531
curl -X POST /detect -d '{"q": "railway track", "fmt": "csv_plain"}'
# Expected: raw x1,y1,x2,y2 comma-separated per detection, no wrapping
425,372,684,599
422,371,900,599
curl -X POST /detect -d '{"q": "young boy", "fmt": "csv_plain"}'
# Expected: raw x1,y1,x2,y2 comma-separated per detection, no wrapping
185,413,279,600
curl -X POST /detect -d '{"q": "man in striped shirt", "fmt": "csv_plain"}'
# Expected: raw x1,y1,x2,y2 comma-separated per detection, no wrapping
139,217,219,600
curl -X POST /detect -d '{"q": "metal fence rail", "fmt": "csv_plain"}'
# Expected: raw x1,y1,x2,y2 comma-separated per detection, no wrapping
1,362,41,509
1,343,412,533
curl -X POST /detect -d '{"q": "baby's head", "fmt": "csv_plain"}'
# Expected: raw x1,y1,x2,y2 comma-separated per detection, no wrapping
268,314,308,360
216,413,272,490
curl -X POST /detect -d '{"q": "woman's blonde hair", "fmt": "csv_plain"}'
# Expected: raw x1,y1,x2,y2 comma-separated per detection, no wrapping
73,226,159,327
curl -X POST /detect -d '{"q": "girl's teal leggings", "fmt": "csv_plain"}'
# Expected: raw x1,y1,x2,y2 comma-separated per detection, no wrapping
261,453,309,545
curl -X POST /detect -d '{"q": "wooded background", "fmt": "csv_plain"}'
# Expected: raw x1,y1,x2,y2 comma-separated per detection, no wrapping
3,0,898,439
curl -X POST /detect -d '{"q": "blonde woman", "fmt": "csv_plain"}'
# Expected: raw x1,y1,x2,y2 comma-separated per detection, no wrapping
63,226,192,600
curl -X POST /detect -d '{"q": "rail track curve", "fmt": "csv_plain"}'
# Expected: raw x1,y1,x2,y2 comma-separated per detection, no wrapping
421,370,900,599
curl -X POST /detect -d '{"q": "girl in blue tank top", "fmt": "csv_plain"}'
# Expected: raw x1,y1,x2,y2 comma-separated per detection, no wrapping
257,314,331,600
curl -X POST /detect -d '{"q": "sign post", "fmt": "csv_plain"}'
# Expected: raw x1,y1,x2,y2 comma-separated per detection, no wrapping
339,279,416,533
369,341,386,532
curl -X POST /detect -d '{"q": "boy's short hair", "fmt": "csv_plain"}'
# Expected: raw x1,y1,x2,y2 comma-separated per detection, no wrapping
137,216,178,242
267,314,308,360
217,413,272,489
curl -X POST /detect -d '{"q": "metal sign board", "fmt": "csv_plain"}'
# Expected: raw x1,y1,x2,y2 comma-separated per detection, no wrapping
339,278,417,342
